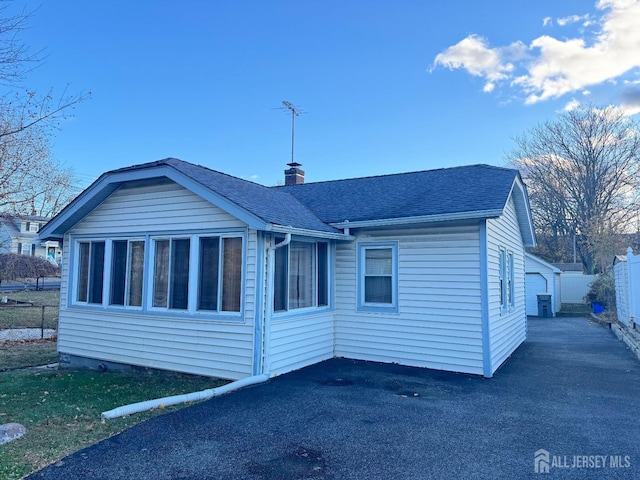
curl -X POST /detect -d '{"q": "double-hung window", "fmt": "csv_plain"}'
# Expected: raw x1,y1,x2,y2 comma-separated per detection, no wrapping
110,240,145,307
151,235,243,312
74,233,244,315
499,248,515,312
152,238,191,309
508,252,515,309
77,241,106,304
274,239,329,312
358,242,398,312
197,236,242,312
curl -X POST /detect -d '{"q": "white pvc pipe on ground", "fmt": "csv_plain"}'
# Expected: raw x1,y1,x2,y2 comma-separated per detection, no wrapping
101,373,270,420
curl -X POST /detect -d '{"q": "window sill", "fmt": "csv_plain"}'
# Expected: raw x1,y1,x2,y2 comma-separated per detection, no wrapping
357,304,399,314
272,306,332,321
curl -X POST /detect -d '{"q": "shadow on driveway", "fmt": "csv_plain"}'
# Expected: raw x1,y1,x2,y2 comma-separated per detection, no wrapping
28,317,640,479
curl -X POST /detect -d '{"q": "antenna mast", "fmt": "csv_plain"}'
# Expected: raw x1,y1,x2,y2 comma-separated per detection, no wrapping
278,100,305,164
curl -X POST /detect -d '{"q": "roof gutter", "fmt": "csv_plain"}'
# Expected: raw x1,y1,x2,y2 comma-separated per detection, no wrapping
266,224,354,240
329,209,505,230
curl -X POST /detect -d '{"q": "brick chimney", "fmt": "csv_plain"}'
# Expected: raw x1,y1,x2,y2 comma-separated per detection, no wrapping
284,162,304,186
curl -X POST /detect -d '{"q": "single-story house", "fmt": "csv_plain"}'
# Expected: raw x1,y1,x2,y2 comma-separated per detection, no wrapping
38,158,535,379
524,253,561,316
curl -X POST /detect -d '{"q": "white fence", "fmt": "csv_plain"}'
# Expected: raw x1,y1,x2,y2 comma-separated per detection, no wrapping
614,247,640,327
560,273,597,304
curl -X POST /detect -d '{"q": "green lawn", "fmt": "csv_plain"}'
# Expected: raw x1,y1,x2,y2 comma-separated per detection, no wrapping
0,340,59,371
0,290,59,330
0,342,226,479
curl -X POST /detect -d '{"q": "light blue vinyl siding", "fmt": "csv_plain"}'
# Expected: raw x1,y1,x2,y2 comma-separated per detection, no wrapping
486,196,527,373
334,226,485,375
57,181,256,380
267,234,335,376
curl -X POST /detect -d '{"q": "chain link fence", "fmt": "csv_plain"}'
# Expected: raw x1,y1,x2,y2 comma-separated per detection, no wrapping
0,303,59,340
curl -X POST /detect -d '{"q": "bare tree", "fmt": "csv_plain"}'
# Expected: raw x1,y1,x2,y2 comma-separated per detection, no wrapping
0,4,88,216
508,105,640,274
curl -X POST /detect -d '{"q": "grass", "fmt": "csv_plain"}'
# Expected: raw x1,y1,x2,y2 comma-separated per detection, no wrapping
6,289,60,306
0,342,226,480
0,340,59,371
0,290,60,330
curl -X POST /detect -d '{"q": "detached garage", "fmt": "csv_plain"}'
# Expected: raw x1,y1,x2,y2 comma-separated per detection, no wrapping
525,253,561,317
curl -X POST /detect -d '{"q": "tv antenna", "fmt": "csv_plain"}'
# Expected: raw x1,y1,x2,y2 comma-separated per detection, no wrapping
275,100,306,164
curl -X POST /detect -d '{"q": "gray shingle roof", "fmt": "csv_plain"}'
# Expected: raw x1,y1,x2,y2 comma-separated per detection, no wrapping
43,158,527,240
112,158,339,233
277,164,519,224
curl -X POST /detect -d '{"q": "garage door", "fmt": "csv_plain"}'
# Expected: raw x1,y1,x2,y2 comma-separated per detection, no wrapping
526,273,548,316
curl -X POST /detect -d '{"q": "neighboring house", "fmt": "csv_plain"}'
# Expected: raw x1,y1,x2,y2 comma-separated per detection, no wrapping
38,158,535,379
0,214,61,264
525,253,561,317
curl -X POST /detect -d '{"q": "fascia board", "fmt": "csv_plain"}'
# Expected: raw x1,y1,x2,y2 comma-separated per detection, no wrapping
267,224,354,241
329,209,504,229
39,165,270,239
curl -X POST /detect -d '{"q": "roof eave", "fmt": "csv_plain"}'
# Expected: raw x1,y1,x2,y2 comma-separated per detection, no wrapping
267,224,354,240
329,209,505,230
508,176,537,248
38,164,271,239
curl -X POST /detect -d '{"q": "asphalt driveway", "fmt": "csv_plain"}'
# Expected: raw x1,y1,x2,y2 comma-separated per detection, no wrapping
28,317,640,479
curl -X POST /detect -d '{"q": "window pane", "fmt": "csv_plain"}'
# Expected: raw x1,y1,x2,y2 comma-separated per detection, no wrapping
365,276,392,304
153,240,170,307
128,241,145,307
289,241,315,309
365,248,392,275
222,237,242,312
77,243,90,302
317,243,328,307
198,237,220,311
88,241,105,304
110,240,127,305
169,238,190,309
274,242,287,312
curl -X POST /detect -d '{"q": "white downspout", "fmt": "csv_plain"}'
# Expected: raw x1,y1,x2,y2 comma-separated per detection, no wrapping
263,233,291,375
101,373,269,420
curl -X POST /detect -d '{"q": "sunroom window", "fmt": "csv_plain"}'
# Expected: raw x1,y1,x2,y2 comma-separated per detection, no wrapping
73,233,244,315
110,240,145,307
77,241,105,304
152,238,190,310
274,239,329,312
198,236,242,312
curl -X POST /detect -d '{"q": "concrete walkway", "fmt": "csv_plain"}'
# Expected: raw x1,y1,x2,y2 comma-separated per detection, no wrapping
28,317,640,479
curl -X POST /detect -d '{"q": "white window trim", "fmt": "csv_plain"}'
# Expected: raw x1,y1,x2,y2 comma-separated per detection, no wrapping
71,232,245,319
108,238,146,310
272,237,330,315
499,248,516,314
147,233,245,316
357,242,399,313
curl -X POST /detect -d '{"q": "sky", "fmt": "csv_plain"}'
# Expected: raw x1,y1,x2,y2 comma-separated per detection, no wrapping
9,0,640,190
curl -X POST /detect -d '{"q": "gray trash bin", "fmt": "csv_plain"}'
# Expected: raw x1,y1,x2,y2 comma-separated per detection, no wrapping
537,293,552,318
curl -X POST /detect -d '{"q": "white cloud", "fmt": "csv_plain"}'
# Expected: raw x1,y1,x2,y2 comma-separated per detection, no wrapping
563,98,581,111
432,0,640,106
432,34,526,93
556,14,590,26
543,16,553,27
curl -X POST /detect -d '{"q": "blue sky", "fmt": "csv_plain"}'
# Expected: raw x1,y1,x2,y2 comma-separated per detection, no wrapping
11,0,640,189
